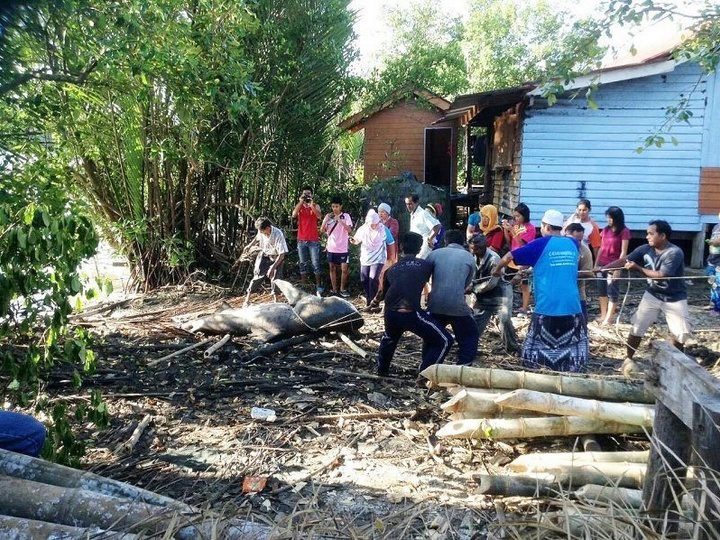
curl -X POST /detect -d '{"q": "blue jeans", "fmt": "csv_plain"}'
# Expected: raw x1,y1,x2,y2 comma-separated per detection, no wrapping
707,264,720,312
0,411,46,456
297,240,321,276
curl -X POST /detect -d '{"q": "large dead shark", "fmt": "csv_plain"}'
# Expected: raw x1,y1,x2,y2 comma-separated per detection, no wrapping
181,280,363,341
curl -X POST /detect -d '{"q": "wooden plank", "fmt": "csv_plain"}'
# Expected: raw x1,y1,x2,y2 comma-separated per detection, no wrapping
691,399,720,540
646,341,720,428
641,402,691,536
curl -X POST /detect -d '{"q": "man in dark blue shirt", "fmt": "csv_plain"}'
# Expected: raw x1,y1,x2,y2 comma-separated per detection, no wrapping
370,232,453,376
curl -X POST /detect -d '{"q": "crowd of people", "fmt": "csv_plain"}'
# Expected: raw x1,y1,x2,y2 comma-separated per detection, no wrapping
241,188,717,378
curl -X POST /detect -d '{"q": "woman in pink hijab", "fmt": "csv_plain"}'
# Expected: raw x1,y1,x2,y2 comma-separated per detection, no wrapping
351,209,396,306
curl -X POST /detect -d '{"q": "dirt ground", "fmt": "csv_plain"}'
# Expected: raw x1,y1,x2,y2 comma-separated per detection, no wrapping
58,268,719,538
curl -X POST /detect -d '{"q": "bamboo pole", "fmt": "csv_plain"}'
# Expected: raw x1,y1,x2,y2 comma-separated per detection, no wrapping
509,450,649,473
495,389,656,427
204,334,231,358
474,473,562,497
506,461,646,489
440,388,507,416
574,484,693,512
436,416,644,440
115,414,153,456
147,338,212,367
420,365,654,403
0,514,138,539
0,475,269,539
0,448,186,509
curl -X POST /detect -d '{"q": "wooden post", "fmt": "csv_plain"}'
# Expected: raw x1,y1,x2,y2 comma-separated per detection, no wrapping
643,341,720,537
691,399,720,540
641,402,691,535
465,124,473,190
691,224,708,269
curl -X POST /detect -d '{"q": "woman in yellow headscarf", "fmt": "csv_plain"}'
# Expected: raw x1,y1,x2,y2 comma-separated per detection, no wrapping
479,204,505,253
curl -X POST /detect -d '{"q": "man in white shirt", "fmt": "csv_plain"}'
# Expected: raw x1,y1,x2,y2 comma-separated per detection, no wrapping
404,194,441,259
240,217,288,306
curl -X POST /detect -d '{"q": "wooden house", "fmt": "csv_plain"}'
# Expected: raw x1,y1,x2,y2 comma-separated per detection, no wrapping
339,89,459,190
442,51,720,266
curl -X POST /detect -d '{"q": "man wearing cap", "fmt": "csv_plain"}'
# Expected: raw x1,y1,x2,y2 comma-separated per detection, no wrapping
404,194,441,259
493,209,587,372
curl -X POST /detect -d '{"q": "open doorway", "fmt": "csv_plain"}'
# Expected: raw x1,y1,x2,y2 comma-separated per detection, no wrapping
424,127,452,188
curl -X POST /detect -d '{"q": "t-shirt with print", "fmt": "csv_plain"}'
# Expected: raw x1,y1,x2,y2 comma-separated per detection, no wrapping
626,243,687,302
257,226,289,257
322,213,353,253
708,223,720,267
383,256,434,312
297,205,319,242
597,227,632,266
512,236,581,316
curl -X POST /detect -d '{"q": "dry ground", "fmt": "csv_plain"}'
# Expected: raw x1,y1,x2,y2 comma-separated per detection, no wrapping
53,270,719,538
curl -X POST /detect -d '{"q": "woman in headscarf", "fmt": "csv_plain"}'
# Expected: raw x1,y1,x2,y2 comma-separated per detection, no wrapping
351,209,396,306
479,204,506,253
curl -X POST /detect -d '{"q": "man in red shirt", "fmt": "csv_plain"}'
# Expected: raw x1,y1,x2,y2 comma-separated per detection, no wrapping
291,186,323,295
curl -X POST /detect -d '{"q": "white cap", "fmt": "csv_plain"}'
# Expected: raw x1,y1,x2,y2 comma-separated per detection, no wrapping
541,209,564,228
378,203,391,215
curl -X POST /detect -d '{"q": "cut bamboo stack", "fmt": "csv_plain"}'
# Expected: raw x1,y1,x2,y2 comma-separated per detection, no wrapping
422,365,655,494
422,365,654,440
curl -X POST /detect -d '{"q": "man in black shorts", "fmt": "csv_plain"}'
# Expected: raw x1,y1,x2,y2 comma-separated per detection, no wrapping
370,232,453,376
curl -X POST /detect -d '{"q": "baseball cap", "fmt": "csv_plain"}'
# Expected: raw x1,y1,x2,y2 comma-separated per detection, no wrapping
541,209,564,228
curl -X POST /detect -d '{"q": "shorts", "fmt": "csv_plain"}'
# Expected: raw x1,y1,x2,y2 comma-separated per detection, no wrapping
631,291,692,343
328,252,349,265
596,270,621,302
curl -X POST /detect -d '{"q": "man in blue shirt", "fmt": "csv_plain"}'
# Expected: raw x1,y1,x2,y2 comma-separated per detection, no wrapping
493,209,587,372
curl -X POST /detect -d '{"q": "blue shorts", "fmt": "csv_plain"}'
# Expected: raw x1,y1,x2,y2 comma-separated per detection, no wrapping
328,252,349,265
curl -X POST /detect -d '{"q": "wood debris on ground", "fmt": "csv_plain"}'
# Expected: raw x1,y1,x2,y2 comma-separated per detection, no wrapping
25,277,720,537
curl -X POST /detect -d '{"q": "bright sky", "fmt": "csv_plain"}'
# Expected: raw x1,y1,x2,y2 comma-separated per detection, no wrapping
349,0,697,78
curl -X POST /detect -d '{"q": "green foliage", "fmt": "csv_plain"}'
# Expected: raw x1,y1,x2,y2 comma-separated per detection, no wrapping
1,0,357,288
464,0,574,91
361,0,468,107
0,160,107,464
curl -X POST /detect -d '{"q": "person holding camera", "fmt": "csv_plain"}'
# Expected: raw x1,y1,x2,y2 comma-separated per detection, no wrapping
292,186,323,295
322,196,353,297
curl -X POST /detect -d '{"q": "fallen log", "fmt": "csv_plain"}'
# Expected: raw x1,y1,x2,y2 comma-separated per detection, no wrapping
337,332,369,358
509,450,649,473
474,473,562,497
420,365,654,403
204,333,231,358
0,448,185,508
147,338,213,367
507,461,646,489
574,484,644,508
0,475,268,539
115,414,153,456
436,416,644,440
440,388,507,416
494,389,655,427
0,514,138,539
